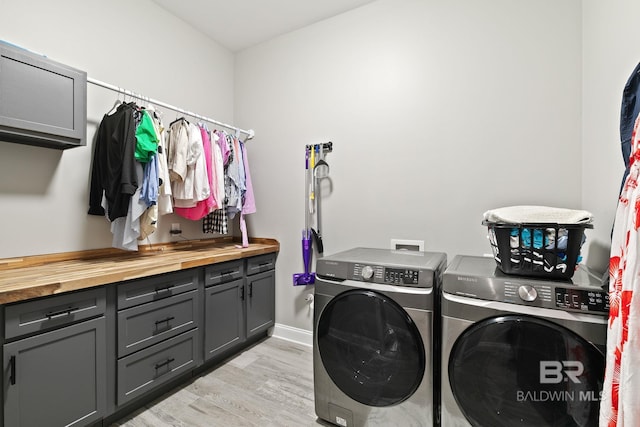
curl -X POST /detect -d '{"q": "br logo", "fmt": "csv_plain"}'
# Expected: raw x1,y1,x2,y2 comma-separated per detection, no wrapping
539,361,584,384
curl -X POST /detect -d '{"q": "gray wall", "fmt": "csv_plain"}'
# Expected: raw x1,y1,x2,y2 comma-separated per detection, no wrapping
235,0,585,332
581,0,640,269
0,0,632,335
0,0,237,258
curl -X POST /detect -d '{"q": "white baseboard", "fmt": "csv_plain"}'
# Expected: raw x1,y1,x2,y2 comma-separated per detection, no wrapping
271,323,313,347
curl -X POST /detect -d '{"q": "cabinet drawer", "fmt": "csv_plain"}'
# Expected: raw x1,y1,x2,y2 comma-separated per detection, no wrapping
117,329,198,406
117,269,199,310
204,260,244,286
117,290,198,357
5,287,106,340
246,253,277,276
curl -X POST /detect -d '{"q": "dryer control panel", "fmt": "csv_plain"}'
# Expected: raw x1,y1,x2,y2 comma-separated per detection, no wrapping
316,247,447,288
352,263,420,285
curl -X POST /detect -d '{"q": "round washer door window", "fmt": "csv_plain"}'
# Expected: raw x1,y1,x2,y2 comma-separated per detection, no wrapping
317,289,425,407
449,315,605,427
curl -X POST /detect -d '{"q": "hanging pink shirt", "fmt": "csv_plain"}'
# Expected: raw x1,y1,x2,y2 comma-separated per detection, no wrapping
239,141,256,247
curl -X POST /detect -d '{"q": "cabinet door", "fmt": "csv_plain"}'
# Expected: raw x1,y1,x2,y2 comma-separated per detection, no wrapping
204,279,245,361
246,270,275,339
4,317,106,427
0,41,86,149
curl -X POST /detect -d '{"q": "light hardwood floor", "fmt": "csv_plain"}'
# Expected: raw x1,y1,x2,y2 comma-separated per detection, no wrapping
110,337,330,427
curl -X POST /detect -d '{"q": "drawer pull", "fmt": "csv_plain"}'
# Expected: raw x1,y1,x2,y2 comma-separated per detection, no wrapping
45,307,74,319
257,262,272,268
211,270,237,280
155,316,175,326
155,285,174,294
154,357,175,370
9,356,16,385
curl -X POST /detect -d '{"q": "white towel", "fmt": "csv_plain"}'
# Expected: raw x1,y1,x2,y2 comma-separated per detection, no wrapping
483,205,593,225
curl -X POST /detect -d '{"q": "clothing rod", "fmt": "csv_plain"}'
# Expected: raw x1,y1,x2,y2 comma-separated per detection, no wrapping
87,77,255,140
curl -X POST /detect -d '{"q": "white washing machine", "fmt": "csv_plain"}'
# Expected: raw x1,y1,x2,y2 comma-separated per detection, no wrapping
314,247,447,427
441,255,608,427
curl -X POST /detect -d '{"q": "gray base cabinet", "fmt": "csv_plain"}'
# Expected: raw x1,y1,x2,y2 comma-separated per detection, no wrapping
246,254,276,339
204,255,275,362
0,252,276,427
3,316,106,427
204,278,245,360
114,270,201,408
246,270,276,338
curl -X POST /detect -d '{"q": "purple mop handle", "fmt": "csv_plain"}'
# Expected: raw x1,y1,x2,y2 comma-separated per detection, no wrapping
302,233,312,274
305,146,309,169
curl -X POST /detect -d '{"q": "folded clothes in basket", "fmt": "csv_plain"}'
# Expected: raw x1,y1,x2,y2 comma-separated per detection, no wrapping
483,205,593,225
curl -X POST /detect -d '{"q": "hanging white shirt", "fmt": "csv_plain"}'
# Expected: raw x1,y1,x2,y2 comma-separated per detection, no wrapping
173,123,210,208
148,107,172,215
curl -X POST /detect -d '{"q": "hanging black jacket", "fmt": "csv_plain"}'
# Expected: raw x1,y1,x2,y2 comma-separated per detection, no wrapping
88,103,138,220
620,62,640,192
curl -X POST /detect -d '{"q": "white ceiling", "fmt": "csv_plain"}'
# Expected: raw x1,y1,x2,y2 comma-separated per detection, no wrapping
151,0,378,52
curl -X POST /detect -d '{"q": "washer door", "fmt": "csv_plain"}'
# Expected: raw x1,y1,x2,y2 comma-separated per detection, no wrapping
317,289,425,407
449,315,604,427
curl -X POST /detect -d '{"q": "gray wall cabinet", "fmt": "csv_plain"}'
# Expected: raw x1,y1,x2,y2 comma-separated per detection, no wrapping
0,41,87,149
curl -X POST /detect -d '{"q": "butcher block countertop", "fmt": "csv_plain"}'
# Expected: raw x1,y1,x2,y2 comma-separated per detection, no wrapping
0,237,279,305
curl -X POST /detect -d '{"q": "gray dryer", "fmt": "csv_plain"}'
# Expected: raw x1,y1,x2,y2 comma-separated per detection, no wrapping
314,247,446,427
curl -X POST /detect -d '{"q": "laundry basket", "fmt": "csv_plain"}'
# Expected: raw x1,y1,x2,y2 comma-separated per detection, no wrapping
483,221,592,280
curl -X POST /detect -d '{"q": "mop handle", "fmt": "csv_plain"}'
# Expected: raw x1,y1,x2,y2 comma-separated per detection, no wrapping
304,146,310,233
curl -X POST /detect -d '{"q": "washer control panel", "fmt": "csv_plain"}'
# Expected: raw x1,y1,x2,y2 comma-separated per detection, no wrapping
555,287,609,313
504,282,553,305
502,282,609,314
443,255,610,315
352,264,420,285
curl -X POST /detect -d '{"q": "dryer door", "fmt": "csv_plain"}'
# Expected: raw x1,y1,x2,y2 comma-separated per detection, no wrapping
317,289,425,407
448,315,604,427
